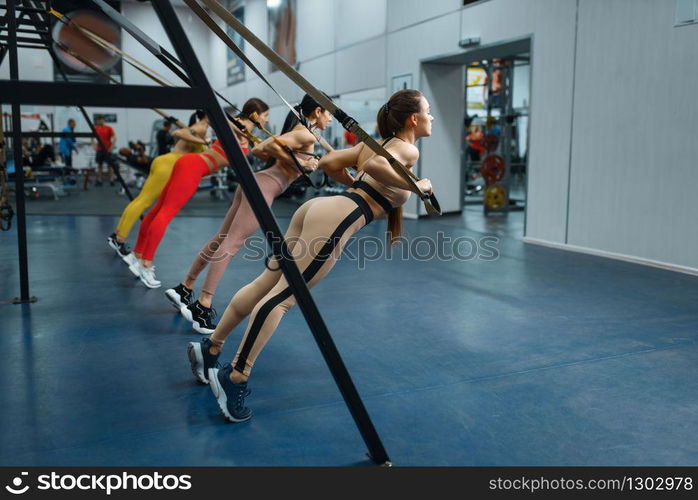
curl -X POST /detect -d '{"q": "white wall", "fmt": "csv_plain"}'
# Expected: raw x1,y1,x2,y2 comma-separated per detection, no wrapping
420,63,465,216
566,0,698,269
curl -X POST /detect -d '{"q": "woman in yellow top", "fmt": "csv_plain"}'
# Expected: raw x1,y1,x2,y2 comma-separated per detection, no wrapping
107,110,210,262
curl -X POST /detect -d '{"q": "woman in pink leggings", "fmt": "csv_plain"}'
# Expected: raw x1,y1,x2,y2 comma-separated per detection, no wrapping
166,94,334,333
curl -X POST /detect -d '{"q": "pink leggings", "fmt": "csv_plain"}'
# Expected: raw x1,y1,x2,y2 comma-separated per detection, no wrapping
134,154,210,261
186,169,289,296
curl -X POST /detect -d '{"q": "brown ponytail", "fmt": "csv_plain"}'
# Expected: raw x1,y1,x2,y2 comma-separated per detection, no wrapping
377,89,423,245
387,206,402,246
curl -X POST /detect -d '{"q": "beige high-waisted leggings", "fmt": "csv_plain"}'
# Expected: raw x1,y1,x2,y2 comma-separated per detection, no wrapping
186,167,290,296
210,191,374,376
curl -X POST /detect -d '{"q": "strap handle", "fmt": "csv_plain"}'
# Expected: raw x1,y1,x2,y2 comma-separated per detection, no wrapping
249,113,327,188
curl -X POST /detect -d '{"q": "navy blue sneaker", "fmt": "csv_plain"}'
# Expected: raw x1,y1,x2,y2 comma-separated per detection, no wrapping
208,363,252,423
187,338,220,385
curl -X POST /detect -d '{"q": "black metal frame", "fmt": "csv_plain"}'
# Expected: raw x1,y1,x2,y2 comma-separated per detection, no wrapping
4,0,34,304
1,0,391,465
1,0,158,303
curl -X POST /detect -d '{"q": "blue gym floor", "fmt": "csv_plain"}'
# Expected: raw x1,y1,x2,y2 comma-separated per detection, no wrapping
1,207,697,466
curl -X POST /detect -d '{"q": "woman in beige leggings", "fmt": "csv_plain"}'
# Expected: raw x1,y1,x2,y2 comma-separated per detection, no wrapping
187,90,434,423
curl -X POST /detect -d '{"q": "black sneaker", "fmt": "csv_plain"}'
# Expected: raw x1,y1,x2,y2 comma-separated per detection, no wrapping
165,283,193,311
187,338,220,384
208,363,252,423
181,300,217,335
107,233,134,263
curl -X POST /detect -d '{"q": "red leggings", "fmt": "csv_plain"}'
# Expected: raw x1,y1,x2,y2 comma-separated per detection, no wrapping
134,154,210,261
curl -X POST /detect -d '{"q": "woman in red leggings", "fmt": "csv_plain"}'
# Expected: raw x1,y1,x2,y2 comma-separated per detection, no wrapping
130,104,263,289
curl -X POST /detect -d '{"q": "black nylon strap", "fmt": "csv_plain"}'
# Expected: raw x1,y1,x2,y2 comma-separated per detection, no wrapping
339,191,374,225
84,0,256,136
59,5,259,144
184,0,333,153
53,39,190,129
197,0,440,215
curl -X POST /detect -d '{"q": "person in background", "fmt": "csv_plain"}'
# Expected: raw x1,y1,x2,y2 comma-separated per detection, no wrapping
118,141,150,172
58,119,77,170
93,115,116,186
156,120,175,156
32,143,55,167
465,124,485,162
343,130,357,147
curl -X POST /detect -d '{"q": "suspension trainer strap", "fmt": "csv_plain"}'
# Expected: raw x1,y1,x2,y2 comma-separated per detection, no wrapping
84,0,258,136
60,5,258,144
247,112,327,188
183,0,333,153
196,0,440,215
54,40,187,129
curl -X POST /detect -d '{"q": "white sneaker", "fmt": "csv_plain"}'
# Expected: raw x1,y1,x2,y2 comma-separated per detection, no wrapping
122,252,138,268
128,259,143,278
139,266,161,289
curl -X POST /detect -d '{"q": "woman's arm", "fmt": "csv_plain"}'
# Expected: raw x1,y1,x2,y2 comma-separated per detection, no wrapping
360,142,420,191
326,167,355,186
251,136,274,161
260,128,314,165
172,127,209,146
318,144,362,186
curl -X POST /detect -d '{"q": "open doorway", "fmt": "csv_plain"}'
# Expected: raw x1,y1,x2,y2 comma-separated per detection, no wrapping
422,37,531,236
464,54,529,213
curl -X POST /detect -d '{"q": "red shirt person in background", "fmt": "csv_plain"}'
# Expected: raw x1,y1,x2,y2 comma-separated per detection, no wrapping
343,130,357,147
465,124,486,162
93,114,116,186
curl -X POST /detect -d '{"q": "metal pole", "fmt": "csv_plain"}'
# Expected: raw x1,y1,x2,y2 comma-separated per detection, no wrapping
6,0,36,304
49,112,55,154
503,60,513,212
150,0,391,465
484,62,494,215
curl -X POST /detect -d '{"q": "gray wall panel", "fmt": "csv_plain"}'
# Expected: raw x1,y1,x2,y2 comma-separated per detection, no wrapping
568,0,698,268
